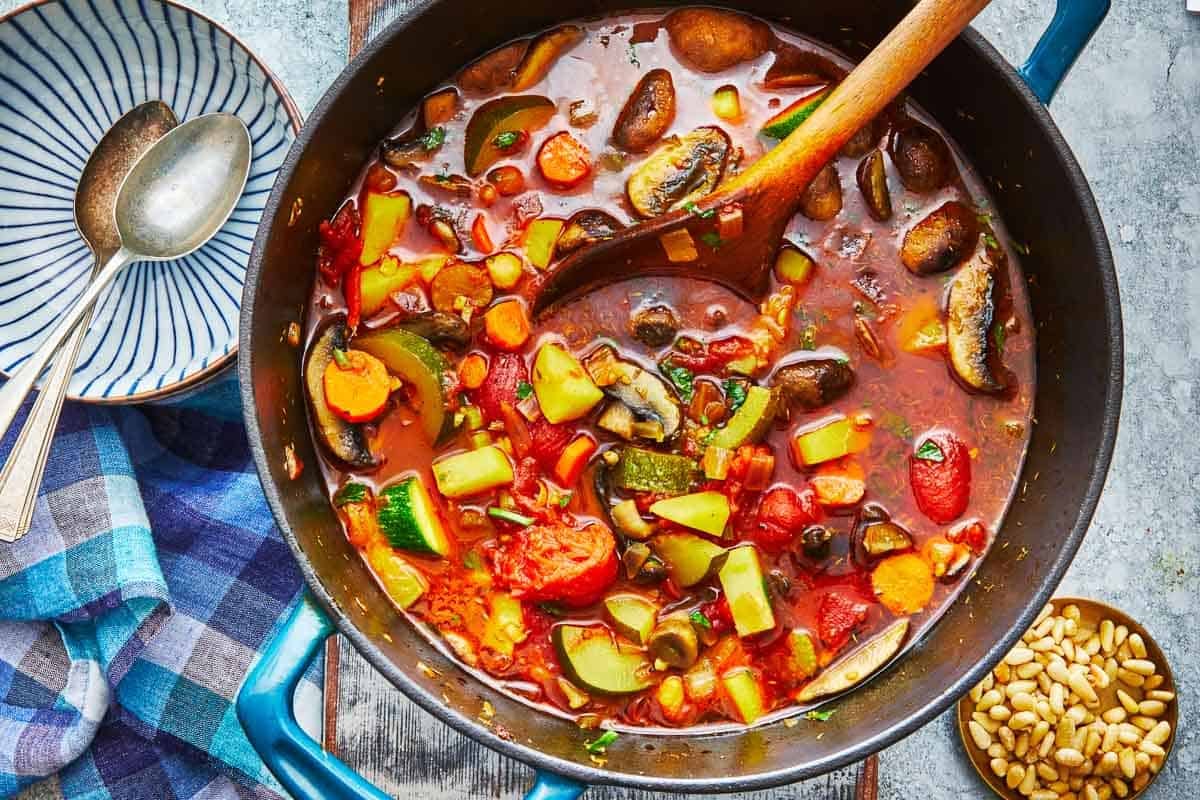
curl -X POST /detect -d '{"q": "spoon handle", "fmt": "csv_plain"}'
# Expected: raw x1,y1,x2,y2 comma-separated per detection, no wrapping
0,247,133,445
0,316,89,542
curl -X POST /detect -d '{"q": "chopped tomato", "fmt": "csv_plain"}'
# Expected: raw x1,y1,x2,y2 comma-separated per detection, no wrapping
755,486,821,550
317,203,362,285
344,261,364,330
909,429,971,523
817,590,870,651
665,336,755,373
488,522,618,607
477,353,526,421
529,418,573,468
948,518,989,555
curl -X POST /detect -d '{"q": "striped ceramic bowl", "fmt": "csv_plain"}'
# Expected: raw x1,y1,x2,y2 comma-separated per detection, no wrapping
0,0,300,402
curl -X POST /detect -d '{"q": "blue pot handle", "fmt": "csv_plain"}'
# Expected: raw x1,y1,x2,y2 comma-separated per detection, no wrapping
236,594,588,800
1017,0,1110,103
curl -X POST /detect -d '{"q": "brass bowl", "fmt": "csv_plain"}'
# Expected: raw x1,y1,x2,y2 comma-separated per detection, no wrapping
956,597,1178,800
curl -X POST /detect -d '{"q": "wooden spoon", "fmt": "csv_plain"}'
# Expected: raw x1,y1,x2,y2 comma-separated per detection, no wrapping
529,0,992,315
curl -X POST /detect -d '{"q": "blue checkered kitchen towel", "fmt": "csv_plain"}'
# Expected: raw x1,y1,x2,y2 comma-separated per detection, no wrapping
0,374,310,799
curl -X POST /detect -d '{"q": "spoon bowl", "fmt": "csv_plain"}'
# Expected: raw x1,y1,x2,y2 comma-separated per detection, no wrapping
114,113,252,260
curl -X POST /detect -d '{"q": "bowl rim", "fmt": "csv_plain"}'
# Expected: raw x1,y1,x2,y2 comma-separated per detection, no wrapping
0,0,303,405
239,6,1124,793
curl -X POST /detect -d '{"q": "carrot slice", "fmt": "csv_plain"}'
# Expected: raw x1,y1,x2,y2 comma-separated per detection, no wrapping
487,165,525,196
810,458,866,507
553,434,597,487
871,553,935,615
458,353,489,389
323,349,391,422
430,261,494,313
483,299,531,352
537,132,592,189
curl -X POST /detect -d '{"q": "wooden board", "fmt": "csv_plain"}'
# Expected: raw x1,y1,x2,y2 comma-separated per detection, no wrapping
329,2,877,796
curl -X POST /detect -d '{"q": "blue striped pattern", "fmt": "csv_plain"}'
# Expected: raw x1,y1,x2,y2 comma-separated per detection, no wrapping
0,0,296,401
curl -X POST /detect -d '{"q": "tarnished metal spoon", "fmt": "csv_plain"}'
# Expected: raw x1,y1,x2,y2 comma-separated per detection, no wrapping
0,111,250,542
0,102,177,544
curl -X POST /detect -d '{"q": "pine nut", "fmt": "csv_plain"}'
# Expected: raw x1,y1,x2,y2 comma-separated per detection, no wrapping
1099,620,1114,654
1084,784,1101,800
1038,700,1057,723
1143,674,1163,690
1115,669,1143,689
1138,739,1165,757
1101,707,1125,725
1016,731,1032,758
1110,777,1128,798
1121,658,1154,677
1089,664,1110,690
1011,711,1038,730
978,689,1003,711
1039,730,1055,759
1049,682,1067,718
1115,690,1139,715
1101,725,1119,753
1064,604,1080,621
1047,660,1072,684
1008,680,1039,698
990,704,1013,721
1030,636,1056,652
969,720,993,749
1070,776,1084,791
1130,715,1157,732
996,661,1013,683
1038,761,1060,781
974,713,1002,733
1132,772,1149,791
1146,689,1173,702
1063,639,1076,662
1053,617,1066,642
1084,728,1103,758
1007,763,1027,789
1057,718,1076,749
1013,692,1037,712
1145,720,1171,746
1133,751,1150,771
1066,705,1088,725
1096,784,1112,800
991,757,1010,777
989,743,1007,758
1113,625,1128,647
1038,672,1054,695
1149,755,1163,774
1018,661,1046,679
1097,751,1118,775
1036,603,1055,626
1127,633,1146,659
1031,720,1051,747
1031,790,1059,800
1007,648,1036,666
1055,748,1086,767
1068,673,1098,706
1083,635,1101,656
1118,748,1136,780
969,683,984,703
1020,762,1039,795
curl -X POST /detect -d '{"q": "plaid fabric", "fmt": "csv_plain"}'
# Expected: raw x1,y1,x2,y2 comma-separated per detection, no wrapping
0,373,313,799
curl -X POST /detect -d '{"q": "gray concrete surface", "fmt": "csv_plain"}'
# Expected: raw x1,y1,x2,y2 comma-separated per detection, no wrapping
3,0,1196,798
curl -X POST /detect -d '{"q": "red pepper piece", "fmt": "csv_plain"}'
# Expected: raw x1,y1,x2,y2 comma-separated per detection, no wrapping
910,429,971,524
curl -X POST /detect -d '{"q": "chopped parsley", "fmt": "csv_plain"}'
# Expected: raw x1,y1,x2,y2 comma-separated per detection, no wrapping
462,550,483,570
915,439,945,462
799,324,818,351
659,360,695,403
420,126,446,151
558,493,572,508
722,379,747,414
689,609,713,629
699,231,725,250
683,201,716,219
805,709,835,722
538,601,568,617
492,130,520,149
486,507,535,527
516,381,534,400
333,482,369,506
982,231,1000,249
585,730,619,753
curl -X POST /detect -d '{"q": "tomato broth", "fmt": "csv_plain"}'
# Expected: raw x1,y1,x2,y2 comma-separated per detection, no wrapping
303,8,1035,733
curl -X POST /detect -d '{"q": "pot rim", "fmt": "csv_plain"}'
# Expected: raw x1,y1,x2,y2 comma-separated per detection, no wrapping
239,8,1122,792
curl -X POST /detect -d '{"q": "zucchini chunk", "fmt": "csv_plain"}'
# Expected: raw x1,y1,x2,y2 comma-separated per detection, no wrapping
377,476,451,557
718,546,775,637
553,624,655,695
432,445,514,498
610,447,698,494
604,595,659,645
708,386,779,449
649,491,731,537
649,532,725,587
354,327,455,444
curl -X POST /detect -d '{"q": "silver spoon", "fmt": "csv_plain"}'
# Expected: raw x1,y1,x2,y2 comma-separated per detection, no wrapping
0,102,178,544
0,112,250,542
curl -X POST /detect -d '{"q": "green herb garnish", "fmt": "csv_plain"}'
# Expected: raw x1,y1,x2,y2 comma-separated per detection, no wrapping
700,231,724,250
492,130,520,149
585,730,619,754
689,610,712,629
658,360,695,403
516,381,534,400
487,507,535,527
558,493,572,508
799,324,818,351
805,709,835,722
915,439,945,462
722,379,747,414
333,482,369,506
538,601,568,617
420,126,446,151
982,231,1000,250
683,201,716,219
463,550,483,570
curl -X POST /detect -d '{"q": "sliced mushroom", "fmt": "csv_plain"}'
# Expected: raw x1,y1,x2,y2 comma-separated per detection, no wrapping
584,345,682,439
647,616,699,669
380,129,431,170
795,618,909,702
613,68,677,153
626,126,731,219
840,117,883,158
861,521,914,558
889,122,952,193
764,44,843,89
946,250,1006,393
663,7,772,73
770,357,854,411
799,162,842,221
557,210,624,255
393,311,470,350
629,304,680,348
856,150,892,222
459,39,530,94
900,201,979,275
304,320,380,470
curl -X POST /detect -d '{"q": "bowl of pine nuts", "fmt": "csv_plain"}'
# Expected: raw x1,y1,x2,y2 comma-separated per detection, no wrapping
957,598,1177,800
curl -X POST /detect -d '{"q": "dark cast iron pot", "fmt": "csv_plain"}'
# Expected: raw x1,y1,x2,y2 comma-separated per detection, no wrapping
235,1,1121,798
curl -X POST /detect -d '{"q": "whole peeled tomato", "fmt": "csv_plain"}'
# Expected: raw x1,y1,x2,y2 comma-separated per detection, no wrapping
909,429,971,524
488,522,618,607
